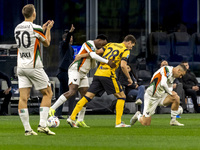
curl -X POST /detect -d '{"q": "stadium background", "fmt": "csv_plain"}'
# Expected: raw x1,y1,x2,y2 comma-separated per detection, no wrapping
0,0,199,76
0,0,199,114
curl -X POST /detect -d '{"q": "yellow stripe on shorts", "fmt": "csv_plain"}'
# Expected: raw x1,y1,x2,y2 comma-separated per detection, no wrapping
112,77,120,93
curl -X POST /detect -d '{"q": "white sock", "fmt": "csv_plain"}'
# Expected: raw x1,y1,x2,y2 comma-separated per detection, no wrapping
171,110,178,120
52,94,67,110
77,107,86,122
18,108,31,131
39,107,49,127
137,114,142,122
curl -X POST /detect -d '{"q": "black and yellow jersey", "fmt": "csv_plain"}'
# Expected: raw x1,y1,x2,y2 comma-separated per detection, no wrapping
95,43,130,78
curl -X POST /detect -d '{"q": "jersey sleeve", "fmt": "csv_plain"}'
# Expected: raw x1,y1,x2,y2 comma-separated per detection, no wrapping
84,41,96,53
121,49,130,62
33,24,46,42
160,66,172,95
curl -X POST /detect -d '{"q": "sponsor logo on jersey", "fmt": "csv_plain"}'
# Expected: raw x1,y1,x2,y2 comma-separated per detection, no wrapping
20,52,31,58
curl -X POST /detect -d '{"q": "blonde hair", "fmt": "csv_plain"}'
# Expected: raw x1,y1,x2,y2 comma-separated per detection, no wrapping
22,4,35,18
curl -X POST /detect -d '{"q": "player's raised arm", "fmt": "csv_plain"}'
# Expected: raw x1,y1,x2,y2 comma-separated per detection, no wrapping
42,20,54,47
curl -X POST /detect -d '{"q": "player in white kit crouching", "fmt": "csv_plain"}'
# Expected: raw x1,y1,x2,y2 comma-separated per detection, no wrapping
14,4,55,136
130,64,187,126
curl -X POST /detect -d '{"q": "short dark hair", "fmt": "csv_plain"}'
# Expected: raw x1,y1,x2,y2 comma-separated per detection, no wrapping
179,63,187,72
22,4,35,18
96,34,108,41
181,61,188,64
123,35,136,44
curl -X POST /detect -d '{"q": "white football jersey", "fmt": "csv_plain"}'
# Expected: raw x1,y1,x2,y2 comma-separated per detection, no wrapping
69,40,97,73
14,21,46,68
146,66,175,98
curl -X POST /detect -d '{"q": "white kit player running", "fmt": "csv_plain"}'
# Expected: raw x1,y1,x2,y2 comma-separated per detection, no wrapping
49,35,116,128
130,64,187,126
14,4,55,136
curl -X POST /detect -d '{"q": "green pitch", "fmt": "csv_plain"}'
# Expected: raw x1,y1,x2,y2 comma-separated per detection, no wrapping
0,114,200,150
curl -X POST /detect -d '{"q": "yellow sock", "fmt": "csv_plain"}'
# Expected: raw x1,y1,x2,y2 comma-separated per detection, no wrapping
70,97,88,120
115,99,125,125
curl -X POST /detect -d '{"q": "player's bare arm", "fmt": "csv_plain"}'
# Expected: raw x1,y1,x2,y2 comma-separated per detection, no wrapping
69,24,75,32
42,20,51,32
73,53,90,62
121,60,133,86
42,20,54,47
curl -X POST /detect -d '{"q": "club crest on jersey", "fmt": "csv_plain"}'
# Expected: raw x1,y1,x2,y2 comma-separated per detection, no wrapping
166,72,170,77
20,52,31,58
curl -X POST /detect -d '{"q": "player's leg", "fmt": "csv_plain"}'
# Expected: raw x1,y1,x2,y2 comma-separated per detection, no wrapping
50,68,80,115
76,87,90,127
67,91,95,128
50,84,78,113
29,68,55,135
130,93,158,126
37,86,55,135
162,92,184,126
18,87,36,135
114,91,131,127
17,68,37,136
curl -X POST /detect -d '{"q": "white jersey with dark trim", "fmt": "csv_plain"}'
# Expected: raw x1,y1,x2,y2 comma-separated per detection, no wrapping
69,40,97,73
14,21,46,68
146,66,175,98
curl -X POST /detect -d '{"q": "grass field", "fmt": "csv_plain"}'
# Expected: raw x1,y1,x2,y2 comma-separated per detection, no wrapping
0,113,200,150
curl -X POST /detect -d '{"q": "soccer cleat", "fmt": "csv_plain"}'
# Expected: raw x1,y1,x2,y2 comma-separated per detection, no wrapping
135,99,142,105
130,111,141,125
37,125,56,135
170,120,184,126
76,120,90,128
66,117,79,128
48,107,56,117
115,122,131,128
25,130,38,136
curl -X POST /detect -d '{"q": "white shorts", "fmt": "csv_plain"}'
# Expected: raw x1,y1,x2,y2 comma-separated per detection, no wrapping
143,92,168,117
68,67,89,88
17,68,51,90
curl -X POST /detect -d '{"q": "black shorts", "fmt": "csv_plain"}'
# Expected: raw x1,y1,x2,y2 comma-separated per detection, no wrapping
88,76,123,97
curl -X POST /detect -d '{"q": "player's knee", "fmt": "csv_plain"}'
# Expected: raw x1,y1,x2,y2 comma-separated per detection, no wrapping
68,90,76,97
173,95,180,104
43,89,53,98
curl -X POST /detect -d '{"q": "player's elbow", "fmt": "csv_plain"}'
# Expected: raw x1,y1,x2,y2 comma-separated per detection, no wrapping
43,42,50,47
120,64,126,70
89,52,96,59
42,40,50,47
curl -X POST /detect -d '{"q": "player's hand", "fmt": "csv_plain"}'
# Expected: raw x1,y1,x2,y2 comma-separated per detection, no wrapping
3,87,11,95
127,78,133,86
73,54,82,62
42,20,51,32
69,24,75,32
47,20,54,30
108,59,116,68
